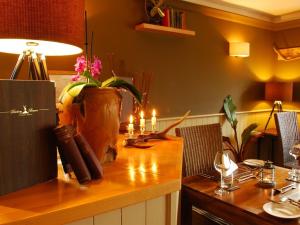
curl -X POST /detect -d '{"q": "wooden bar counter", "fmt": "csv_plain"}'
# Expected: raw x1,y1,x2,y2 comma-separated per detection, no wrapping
0,136,183,225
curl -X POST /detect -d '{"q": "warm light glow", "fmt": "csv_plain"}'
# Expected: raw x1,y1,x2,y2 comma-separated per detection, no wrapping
129,166,135,182
275,65,300,80
129,115,133,124
139,163,146,183
151,163,158,173
139,164,146,173
0,39,82,56
229,42,250,57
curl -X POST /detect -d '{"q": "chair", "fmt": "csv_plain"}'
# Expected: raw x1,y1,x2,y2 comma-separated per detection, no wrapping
176,123,231,225
274,112,300,167
175,123,223,177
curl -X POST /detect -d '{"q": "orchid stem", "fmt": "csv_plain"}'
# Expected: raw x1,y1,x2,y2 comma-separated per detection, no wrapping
84,10,89,63
90,31,94,63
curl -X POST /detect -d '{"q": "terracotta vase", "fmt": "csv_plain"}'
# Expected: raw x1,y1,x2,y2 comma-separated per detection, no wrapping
58,87,121,163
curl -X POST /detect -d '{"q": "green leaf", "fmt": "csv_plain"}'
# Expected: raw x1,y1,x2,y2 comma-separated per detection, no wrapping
223,95,238,128
58,82,97,104
101,77,142,104
241,123,258,149
82,70,101,86
101,76,116,87
68,83,97,98
58,81,86,103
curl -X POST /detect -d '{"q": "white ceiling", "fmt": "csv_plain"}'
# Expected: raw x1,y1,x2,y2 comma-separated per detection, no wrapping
220,0,300,16
183,0,300,22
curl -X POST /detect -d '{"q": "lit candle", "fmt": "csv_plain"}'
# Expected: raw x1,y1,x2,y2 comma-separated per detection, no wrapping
128,114,134,138
151,109,157,132
140,111,145,135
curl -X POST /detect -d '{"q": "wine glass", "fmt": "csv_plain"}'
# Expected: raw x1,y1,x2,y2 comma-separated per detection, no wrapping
289,142,300,181
214,150,233,195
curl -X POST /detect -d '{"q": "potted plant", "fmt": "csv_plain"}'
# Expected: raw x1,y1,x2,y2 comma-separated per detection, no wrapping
222,95,258,162
57,55,142,163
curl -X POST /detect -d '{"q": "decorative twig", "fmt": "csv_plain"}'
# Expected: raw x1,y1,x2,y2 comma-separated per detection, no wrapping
123,110,191,148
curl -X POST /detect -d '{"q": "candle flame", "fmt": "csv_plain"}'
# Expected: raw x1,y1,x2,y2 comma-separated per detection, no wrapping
140,111,144,119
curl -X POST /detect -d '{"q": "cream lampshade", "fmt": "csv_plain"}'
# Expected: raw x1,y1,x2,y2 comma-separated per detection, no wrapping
229,42,250,57
0,0,84,79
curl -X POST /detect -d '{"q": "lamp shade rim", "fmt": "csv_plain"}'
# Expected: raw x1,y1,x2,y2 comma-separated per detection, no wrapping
0,39,82,56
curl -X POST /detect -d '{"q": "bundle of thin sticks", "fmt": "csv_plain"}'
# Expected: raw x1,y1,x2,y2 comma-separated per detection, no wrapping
133,71,154,116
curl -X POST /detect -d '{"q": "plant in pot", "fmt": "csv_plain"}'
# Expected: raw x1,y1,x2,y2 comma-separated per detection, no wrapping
57,55,142,163
222,95,259,162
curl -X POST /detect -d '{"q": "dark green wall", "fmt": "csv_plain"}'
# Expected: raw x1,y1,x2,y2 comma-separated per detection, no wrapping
1,1,299,117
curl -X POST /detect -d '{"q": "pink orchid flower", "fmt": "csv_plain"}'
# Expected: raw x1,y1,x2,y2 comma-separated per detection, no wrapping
71,74,80,81
91,56,102,78
74,55,87,74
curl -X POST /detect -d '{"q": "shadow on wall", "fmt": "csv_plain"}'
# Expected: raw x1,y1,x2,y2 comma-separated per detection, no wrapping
240,82,265,109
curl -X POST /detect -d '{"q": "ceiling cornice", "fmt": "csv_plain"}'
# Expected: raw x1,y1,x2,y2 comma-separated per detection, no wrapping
182,0,300,30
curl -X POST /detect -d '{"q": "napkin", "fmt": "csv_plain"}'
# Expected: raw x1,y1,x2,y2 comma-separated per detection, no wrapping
222,153,238,177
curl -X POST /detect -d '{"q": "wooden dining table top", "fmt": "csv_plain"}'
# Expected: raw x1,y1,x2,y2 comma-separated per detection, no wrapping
182,166,300,225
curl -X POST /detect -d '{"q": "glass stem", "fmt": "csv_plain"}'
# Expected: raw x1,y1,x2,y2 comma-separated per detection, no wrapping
220,172,224,189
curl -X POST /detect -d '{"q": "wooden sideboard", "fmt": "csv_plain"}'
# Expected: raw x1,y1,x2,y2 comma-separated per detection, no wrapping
0,136,183,225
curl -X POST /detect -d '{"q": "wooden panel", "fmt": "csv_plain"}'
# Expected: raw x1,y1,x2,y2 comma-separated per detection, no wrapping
94,209,121,225
122,202,146,225
166,192,179,225
146,196,166,225
146,110,273,139
65,217,93,225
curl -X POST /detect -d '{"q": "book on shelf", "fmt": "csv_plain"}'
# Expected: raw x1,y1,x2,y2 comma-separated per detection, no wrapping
161,7,187,29
162,8,170,27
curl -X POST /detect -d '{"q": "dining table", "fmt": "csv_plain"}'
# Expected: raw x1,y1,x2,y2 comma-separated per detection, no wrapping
181,165,300,225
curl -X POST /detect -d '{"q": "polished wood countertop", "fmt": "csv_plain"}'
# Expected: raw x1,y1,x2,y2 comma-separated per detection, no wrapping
0,136,183,225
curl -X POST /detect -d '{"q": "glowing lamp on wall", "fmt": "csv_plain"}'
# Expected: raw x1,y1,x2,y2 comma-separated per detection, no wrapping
0,0,84,80
229,42,250,57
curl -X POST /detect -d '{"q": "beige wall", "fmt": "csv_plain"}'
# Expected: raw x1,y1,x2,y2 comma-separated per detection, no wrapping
0,1,299,117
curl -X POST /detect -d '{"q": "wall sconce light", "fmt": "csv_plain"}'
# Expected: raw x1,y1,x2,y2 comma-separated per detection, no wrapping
229,42,250,57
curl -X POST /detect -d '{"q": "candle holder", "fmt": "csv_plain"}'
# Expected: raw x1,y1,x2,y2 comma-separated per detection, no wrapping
140,124,145,135
123,111,191,148
128,123,134,138
258,161,275,188
151,109,157,133
139,111,145,135
127,115,135,138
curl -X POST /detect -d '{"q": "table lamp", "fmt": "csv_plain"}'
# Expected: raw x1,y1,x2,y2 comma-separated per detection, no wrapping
264,81,293,130
0,0,84,80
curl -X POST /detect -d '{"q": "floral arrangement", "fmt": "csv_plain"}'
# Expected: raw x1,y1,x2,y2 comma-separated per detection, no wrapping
58,55,142,104
72,55,102,82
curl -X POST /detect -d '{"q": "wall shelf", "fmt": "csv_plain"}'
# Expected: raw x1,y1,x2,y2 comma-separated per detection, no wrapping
135,23,196,37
